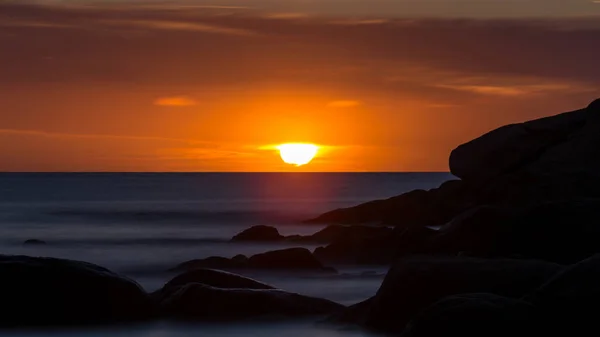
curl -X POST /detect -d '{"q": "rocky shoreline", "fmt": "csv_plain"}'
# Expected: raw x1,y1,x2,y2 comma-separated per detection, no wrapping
2,99,600,335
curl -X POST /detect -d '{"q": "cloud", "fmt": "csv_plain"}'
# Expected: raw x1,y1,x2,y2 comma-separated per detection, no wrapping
327,100,361,108
154,96,198,107
103,19,258,36
0,128,207,144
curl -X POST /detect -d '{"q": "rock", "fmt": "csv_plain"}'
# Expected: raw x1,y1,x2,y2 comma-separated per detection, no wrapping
305,180,473,228
23,239,46,245
152,269,276,304
314,235,396,265
0,255,152,327
450,98,600,182
247,248,332,271
526,254,600,334
402,294,537,337
430,200,600,264
292,225,393,243
159,283,344,320
231,225,283,242
324,298,373,325
171,256,248,272
363,256,562,333
164,269,275,290
171,248,335,273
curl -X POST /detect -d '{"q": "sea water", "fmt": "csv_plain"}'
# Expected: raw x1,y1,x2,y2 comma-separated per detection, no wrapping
0,172,452,336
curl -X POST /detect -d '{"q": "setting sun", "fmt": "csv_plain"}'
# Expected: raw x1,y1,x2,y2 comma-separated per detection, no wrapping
277,144,319,166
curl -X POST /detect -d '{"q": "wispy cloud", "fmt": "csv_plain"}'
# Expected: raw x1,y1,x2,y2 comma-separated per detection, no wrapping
0,129,208,144
327,100,361,108
154,96,198,107
438,82,593,97
103,19,258,36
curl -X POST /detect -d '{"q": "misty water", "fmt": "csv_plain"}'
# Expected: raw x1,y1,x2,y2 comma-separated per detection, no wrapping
0,173,452,336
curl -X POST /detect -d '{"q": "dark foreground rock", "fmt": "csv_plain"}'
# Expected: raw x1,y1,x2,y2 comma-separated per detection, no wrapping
429,200,600,264
361,257,561,333
0,255,152,327
402,294,537,337
172,248,336,273
450,98,600,182
231,225,284,242
163,268,275,290
526,254,600,334
159,283,344,320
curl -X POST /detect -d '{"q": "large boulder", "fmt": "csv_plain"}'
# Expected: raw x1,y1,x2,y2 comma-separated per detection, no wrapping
159,283,344,320
231,225,283,242
296,225,392,243
450,98,600,183
305,180,473,227
171,255,248,272
0,255,152,327
363,256,561,333
430,200,600,264
247,248,331,271
314,234,396,265
526,254,600,334
401,294,537,337
171,248,335,273
163,269,275,290
152,269,276,304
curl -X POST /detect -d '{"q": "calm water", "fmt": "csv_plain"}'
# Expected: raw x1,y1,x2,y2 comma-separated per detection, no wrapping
0,172,452,336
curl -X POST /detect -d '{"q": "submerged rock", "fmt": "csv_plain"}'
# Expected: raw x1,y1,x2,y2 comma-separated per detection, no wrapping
231,225,284,242
23,239,46,245
171,248,335,273
163,269,275,290
247,248,330,270
402,294,537,337
292,225,393,243
0,255,152,327
159,283,344,320
363,256,561,333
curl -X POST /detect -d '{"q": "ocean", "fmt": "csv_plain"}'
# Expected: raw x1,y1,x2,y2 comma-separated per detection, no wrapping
0,172,452,336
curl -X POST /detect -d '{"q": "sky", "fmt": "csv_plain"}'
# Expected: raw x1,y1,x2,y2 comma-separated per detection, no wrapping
1,0,599,172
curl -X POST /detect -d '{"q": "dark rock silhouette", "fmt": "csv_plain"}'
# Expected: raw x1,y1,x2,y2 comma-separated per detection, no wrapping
173,256,248,271
159,283,344,320
0,255,152,327
401,294,537,337
428,200,600,264
362,257,561,333
247,248,329,270
526,254,600,334
231,224,392,244
23,239,46,245
231,225,284,242
171,248,335,273
314,234,396,265
324,298,373,325
295,225,392,243
152,269,276,304
306,180,471,227
164,269,275,290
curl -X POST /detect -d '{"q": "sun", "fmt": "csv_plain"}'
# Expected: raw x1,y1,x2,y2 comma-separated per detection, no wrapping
277,143,319,166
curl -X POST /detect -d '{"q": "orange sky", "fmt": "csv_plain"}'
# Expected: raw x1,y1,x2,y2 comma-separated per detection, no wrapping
0,2,599,171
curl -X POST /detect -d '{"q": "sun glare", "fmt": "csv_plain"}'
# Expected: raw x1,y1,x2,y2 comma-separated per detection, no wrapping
277,143,319,166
